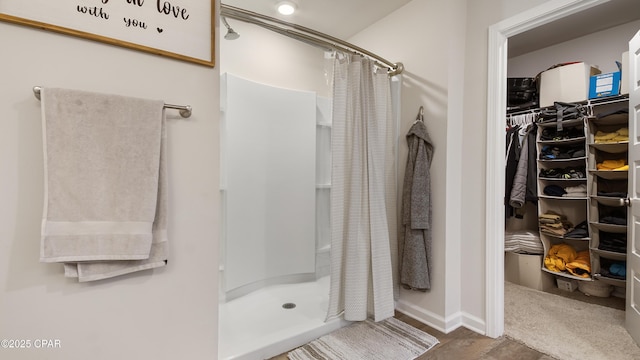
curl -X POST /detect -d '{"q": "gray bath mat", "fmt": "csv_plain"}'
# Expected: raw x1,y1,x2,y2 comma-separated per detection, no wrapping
287,317,439,360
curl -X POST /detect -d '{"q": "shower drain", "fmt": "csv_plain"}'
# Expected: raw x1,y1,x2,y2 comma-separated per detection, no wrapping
282,302,296,309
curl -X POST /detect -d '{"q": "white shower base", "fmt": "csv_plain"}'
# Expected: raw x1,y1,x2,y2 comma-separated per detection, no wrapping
218,275,350,360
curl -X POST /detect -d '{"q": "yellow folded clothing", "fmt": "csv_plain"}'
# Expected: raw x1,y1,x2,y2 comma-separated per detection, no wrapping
565,250,591,278
597,159,626,170
594,130,617,141
544,244,577,272
594,128,629,143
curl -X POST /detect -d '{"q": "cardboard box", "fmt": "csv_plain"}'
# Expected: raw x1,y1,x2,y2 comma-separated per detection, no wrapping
589,71,621,99
539,62,601,107
621,51,629,95
505,252,555,291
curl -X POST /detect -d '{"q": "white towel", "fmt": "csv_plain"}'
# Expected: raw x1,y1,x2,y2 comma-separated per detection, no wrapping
40,87,168,282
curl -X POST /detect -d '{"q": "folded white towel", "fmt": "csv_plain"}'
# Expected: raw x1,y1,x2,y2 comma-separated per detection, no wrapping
40,87,168,282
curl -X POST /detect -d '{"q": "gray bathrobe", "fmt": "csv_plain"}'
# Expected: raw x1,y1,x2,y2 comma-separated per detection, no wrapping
400,120,434,291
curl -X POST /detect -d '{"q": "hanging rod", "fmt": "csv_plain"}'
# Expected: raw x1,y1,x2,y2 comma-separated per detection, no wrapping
32,86,192,118
220,4,404,76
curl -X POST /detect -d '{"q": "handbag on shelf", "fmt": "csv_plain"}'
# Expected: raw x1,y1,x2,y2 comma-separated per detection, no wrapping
539,101,587,131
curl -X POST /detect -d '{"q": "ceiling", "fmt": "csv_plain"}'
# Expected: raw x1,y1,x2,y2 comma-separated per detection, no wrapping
221,0,412,39
508,0,640,57
221,0,640,57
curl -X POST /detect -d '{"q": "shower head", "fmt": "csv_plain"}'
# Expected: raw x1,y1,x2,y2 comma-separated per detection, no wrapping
222,17,240,40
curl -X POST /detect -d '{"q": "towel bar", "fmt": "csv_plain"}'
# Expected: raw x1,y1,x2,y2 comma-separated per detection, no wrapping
32,86,192,118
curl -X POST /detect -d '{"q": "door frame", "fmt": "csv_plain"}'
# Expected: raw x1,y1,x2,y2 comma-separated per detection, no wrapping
484,0,610,338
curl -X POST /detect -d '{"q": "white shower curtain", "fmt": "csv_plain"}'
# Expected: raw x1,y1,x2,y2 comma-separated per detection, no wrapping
327,54,396,322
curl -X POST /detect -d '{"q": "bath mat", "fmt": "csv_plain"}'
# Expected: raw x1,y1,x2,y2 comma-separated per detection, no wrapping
287,317,439,360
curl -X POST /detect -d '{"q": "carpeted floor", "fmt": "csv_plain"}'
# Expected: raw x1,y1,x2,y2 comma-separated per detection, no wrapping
504,281,640,360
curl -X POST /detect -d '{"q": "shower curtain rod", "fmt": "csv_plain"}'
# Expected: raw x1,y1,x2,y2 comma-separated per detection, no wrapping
220,4,404,76
32,86,193,118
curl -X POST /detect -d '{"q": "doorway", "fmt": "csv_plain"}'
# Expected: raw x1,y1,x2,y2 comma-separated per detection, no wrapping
485,0,638,338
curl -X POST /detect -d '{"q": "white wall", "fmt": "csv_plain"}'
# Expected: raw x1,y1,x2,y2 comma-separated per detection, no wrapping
219,20,330,96
0,12,220,360
508,19,640,77
348,0,465,331
349,0,553,334
460,0,551,332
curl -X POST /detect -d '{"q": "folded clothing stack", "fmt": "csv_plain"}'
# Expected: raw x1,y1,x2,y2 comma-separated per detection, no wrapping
594,127,628,143
539,145,585,160
600,207,627,226
563,184,587,197
540,126,584,141
564,220,589,239
598,231,627,253
596,178,627,198
600,259,626,280
539,212,574,237
543,184,587,198
539,166,585,179
504,230,544,254
597,159,628,171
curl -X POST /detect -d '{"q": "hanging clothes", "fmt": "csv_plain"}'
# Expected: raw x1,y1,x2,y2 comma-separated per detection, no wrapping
509,123,538,215
399,117,434,291
505,125,521,219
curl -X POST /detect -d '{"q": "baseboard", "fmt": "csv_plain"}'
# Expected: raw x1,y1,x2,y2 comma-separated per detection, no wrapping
460,311,486,336
396,300,486,336
395,300,448,333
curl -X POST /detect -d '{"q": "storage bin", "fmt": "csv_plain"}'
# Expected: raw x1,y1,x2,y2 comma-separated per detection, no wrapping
505,252,555,291
578,279,614,297
539,62,601,107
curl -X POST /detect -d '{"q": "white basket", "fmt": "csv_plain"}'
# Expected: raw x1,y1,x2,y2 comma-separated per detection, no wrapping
578,280,613,297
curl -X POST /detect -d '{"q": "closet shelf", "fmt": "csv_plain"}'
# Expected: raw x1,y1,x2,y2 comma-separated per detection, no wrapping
538,157,587,164
590,248,627,261
538,178,586,182
588,142,629,153
593,274,626,287
540,233,590,242
590,222,627,233
538,137,586,146
588,113,629,127
589,170,628,180
538,195,588,200
590,196,628,207
542,267,593,281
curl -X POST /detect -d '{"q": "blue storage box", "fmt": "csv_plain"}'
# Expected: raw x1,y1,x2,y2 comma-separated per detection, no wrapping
589,71,621,99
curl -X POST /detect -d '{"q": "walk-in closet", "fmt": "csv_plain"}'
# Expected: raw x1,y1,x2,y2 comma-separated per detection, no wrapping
504,0,640,331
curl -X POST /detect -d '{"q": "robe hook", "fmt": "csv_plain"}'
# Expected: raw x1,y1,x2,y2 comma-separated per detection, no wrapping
417,106,424,121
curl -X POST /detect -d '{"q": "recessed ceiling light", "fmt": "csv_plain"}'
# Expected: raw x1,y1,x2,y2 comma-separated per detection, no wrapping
277,1,296,16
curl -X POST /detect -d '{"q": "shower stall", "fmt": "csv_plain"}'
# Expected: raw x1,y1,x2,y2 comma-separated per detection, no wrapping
218,73,346,360
218,5,403,360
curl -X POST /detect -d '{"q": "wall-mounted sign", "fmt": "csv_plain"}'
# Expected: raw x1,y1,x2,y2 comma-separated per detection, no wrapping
0,0,214,67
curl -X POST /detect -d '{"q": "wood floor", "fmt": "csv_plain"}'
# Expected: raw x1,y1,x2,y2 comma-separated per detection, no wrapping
268,310,555,360
268,286,625,360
